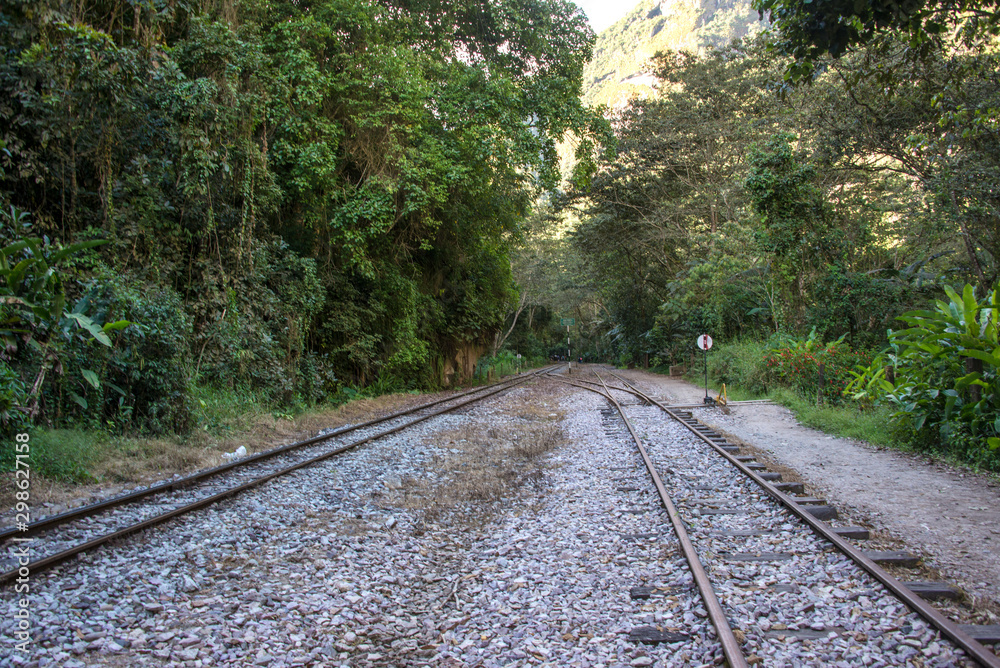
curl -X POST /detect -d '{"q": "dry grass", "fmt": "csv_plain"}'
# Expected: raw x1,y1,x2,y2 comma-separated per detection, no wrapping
387,395,566,531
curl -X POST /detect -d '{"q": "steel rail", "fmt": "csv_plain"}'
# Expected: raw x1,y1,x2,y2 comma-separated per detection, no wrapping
653,400,775,409
605,371,1000,668
549,373,748,668
0,369,550,586
551,368,771,409
1,366,555,544
546,374,648,401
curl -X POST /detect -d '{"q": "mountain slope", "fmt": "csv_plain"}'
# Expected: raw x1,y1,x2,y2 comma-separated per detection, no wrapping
583,0,763,108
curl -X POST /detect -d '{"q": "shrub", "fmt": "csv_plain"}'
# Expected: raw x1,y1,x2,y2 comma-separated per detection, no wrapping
761,329,872,405
847,282,1000,469
807,269,927,350
0,360,28,434
709,339,771,396
52,271,194,434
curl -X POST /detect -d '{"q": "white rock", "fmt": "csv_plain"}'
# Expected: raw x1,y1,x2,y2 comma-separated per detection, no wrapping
222,445,248,461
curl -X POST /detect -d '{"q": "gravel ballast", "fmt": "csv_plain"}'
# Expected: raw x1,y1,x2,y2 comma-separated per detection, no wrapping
0,374,985,666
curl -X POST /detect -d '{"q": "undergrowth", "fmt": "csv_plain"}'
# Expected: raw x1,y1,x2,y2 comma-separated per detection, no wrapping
21,430,103,483
766,388,901,449
668,337,998,473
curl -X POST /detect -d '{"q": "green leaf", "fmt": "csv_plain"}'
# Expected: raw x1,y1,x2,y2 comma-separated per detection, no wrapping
954,372,982,389
0,239,33,261
47,239,108,264
68,391,88,409
989,437,1000,451
31,304,54,322
50,292,65,325
944,395,958,420
66,312,112,346
0,295,33,308
963,349,1000,367
962,284,978,332
81,369,100,389
102,319,131,332
9,257,37,287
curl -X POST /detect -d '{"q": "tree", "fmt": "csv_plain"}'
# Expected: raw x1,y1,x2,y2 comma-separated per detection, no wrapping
755,0,1000,81
0,0,604,436
745,132,847,324
569,39,789,361
795,39,1000,291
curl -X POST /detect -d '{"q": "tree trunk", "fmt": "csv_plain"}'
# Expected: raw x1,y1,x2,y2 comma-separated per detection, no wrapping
491,292,528,356
966,357,983,404
951,191,989,291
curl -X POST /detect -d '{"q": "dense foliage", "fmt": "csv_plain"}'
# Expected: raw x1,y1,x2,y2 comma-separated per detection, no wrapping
761,331,871,405
756,0,1000,80
847,284,999,465
0,0,602,439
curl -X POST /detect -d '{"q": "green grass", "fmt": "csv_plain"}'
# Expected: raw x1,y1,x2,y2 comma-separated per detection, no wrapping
191,384,273,435
656,340,998,474
668,366,902,447
711,376,998,475
21,429,107,482
711,381,761,403
767,388,902,448
2,384,282,483
5,379,447,486
677,373,765,402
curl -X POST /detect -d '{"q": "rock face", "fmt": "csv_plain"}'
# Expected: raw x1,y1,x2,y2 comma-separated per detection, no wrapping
440,341,486,386
582,0,763,109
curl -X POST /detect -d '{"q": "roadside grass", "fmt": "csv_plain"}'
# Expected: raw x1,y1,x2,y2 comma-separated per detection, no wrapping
680,371,902,448
23,430,103,483
710,381,760,403
766,388,902,449
691,376,1000,476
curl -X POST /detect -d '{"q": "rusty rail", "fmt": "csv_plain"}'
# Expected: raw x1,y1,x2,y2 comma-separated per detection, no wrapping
549,372,748,668
1,366,555,544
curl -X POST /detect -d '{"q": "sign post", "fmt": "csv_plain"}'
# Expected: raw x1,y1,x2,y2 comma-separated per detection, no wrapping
561,318,575,373
697,334,713,404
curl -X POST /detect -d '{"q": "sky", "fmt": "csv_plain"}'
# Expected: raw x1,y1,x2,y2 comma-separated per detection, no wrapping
572,0,637,34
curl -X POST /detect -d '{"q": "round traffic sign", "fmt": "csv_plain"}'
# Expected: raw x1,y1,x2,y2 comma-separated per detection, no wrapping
697,334,713,350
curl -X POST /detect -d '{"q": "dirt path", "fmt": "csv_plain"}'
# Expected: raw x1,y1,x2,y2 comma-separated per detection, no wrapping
611,368,1000,614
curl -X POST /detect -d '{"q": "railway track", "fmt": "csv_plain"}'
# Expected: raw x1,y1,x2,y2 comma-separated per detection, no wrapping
0,366,557,585
552,367,1000,667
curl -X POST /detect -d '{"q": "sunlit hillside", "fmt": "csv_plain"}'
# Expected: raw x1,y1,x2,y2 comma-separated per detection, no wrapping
583,0,763,108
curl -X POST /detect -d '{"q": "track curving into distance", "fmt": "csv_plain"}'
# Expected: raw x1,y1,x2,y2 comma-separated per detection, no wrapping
550,366,999,667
